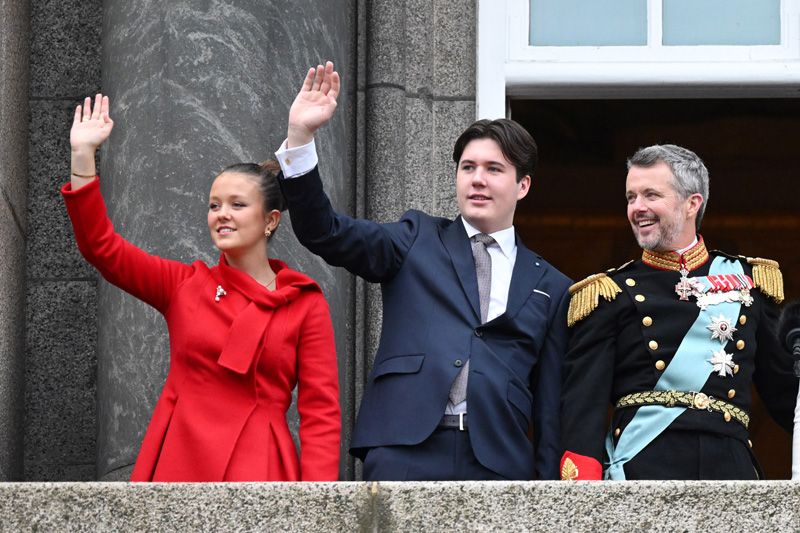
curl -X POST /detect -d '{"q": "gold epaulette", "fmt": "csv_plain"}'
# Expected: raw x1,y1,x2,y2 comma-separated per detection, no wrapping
746,256,784,303
567,272,622,327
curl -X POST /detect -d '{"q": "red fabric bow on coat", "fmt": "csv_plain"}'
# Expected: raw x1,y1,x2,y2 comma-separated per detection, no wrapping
214,255,314,374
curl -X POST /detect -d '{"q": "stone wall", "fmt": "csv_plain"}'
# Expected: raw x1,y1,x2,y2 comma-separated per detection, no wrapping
24,0,102,480
23,0,102,481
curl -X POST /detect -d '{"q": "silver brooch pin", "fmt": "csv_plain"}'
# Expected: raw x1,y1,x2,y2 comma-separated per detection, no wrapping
214,285,227,302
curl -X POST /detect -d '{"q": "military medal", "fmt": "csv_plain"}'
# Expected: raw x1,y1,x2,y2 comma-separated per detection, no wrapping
674,269,755,310
674,267,705,301
696,289,753,310
709,348,735,377
674,267,694,301
706,314,737,343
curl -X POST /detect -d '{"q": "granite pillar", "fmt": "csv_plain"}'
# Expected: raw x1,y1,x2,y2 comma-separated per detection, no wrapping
98,0,357,479
0,0,31,481
353,0,476,477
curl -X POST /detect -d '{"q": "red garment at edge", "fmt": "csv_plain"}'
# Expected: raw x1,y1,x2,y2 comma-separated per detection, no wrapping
62,178,340,481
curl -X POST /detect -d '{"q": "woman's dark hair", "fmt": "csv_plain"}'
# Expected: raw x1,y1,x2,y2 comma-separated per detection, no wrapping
219,159,287,239
452,118,538,182
221,159,287,212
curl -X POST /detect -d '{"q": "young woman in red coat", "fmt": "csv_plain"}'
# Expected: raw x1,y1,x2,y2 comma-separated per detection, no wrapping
63,94,341,481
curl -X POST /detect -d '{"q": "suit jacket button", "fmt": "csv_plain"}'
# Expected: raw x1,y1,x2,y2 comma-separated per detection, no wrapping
454,359,463,367
474,329,483,337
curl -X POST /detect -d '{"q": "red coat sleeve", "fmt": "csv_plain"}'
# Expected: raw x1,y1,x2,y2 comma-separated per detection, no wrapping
295,293,341,481
61,178,194,313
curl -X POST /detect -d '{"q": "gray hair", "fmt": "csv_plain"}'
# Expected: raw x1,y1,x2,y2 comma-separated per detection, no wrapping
627,144,709,230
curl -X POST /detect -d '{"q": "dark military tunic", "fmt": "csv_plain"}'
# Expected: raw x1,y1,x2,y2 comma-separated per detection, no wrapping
560,237,797,480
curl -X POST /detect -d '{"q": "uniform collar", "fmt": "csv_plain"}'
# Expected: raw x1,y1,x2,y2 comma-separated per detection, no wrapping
641,234,709,272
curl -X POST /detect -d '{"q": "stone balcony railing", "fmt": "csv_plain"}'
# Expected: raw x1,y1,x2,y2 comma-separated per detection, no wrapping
1,481,798,532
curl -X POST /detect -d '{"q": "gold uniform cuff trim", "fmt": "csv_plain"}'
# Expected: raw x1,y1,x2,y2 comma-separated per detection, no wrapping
561,457,579,481
567,273,622,327
746,256,784,303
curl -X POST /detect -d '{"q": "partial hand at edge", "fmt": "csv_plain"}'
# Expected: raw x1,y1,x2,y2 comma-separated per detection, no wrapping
287,61,340,148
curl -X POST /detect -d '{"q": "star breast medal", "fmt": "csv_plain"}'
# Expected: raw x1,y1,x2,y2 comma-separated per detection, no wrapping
706,314,737,343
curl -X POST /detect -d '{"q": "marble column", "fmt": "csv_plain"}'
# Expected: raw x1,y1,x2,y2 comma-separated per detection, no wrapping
98,0,357,479
0,0,31,480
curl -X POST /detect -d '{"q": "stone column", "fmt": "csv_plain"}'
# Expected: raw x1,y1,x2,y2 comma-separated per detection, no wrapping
354,0,477,477
98,0,357,479
0,0,31,480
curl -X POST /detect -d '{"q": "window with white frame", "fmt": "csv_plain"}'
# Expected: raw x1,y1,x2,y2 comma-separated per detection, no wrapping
529,0,781,47
477,0,800,117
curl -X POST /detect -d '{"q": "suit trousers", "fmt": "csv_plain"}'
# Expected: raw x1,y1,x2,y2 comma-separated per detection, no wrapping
362,426,508,481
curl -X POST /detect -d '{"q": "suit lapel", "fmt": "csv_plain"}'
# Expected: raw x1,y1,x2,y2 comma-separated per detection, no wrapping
440,217,481,322
502,237,545,320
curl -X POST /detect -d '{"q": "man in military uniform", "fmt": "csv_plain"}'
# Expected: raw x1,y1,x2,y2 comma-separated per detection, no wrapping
560,144,797,480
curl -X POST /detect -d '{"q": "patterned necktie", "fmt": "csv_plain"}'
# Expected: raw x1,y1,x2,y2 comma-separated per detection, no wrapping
449,233,495,406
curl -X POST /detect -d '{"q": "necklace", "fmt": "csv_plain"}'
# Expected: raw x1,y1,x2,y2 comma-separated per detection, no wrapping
261,272,277,289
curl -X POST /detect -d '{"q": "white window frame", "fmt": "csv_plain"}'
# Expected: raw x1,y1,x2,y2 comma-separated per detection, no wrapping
477,0,800,118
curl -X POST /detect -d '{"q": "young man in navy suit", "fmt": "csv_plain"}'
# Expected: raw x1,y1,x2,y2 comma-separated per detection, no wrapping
275,62,571,480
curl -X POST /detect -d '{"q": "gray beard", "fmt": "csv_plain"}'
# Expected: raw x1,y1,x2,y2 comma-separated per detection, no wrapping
633,220,681,252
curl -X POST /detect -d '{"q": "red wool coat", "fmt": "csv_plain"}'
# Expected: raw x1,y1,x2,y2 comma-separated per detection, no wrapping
62,178,341,481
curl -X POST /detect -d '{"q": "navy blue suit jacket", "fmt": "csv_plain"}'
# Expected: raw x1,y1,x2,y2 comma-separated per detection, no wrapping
280,167,571,479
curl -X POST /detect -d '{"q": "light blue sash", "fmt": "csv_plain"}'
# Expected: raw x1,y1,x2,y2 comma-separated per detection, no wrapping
604,256,744,480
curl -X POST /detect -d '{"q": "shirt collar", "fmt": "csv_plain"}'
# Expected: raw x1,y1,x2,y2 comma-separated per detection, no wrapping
460,218,517,259
674,236,698,255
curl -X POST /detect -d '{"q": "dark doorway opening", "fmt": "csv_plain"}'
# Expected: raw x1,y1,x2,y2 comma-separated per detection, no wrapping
511,98,800,479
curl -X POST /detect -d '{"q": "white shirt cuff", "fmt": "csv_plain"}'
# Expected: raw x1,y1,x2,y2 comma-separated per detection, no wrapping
275,138,319,178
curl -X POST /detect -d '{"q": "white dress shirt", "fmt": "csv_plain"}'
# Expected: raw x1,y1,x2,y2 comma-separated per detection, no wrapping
275,138,318,177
